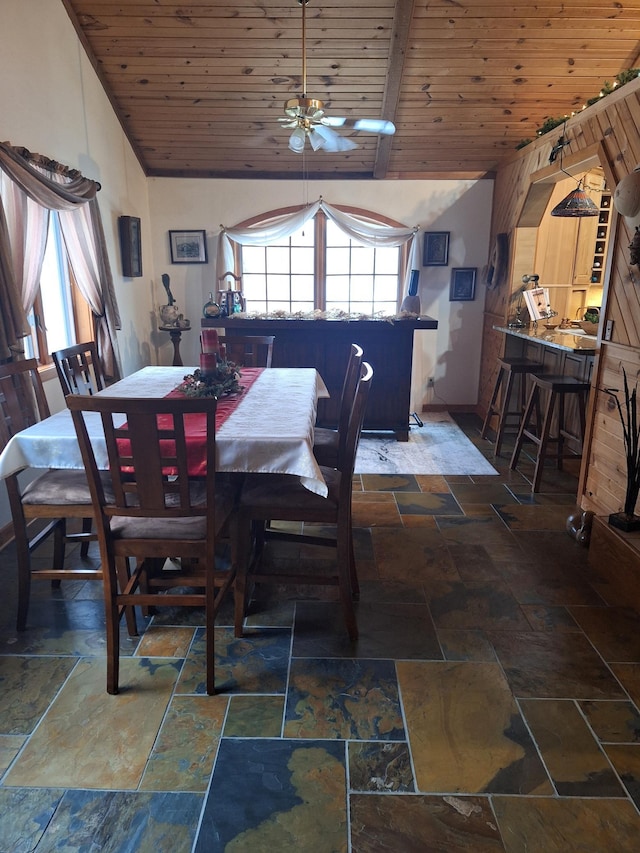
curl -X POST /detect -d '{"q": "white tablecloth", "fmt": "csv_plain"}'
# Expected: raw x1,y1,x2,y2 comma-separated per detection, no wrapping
0,366,329,496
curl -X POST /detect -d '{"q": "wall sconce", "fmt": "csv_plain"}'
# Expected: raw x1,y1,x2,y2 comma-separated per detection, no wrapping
613,165,640,218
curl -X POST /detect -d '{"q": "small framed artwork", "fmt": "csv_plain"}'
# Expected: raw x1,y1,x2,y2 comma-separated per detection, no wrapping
450,267,477,301
169,229,208,264
118,215,142,277
423,231,450,266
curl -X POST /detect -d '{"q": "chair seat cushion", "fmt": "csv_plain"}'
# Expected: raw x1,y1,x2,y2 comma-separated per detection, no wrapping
312,427,339,467
110,477,238,541
239,466,341,512
21,469,114,506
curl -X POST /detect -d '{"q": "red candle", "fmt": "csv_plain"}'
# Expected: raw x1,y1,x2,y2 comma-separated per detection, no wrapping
200,352,217,377
201,328,219,354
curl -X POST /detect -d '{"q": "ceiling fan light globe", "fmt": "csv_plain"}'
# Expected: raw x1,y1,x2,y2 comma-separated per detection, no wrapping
309,130,326,151
288,127,306,153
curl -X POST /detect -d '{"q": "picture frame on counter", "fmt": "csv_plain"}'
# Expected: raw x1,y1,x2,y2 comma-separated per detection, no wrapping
169,229,208,264
423,231,450,266
450,267,476,301
118,215,142,277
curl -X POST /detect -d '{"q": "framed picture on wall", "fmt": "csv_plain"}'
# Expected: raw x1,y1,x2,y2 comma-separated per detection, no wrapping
118,215,142,277
169,229,208,264
449,267,477,301
423,231,450,266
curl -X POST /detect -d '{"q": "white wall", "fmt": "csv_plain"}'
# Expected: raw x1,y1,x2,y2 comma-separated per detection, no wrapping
2,0,153,385
147,178,494,409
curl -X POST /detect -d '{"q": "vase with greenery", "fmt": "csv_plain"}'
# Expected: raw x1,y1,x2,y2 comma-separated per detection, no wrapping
606,367,640,532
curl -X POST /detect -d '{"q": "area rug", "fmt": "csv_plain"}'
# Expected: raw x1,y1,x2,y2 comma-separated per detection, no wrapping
354,413,498,476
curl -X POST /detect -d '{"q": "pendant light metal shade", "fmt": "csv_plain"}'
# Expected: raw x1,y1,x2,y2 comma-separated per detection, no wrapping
550,180,599,217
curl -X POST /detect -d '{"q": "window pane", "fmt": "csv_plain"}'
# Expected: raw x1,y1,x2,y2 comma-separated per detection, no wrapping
375,248,399,274
291,246,314,273
242,246,266,273
240,210,402,314
326,247,350,275
36,215,75,358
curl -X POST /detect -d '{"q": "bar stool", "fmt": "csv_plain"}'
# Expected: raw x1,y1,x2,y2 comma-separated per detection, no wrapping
481,357,545,456
509,373,590,492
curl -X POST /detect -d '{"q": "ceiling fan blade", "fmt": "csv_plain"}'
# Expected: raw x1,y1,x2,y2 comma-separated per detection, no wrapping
310,124,359,152
321,117,396,135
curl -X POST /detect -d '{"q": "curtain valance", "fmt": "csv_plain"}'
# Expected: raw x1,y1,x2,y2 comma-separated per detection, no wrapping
0,141,121,379
217,198,422,295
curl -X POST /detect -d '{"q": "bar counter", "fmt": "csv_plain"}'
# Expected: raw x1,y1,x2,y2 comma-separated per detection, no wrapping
494,323,596,382
494,325,597,355
203,316,438,440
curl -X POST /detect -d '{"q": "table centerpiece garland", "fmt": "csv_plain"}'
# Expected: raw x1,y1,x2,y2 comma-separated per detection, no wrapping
177,360,242,398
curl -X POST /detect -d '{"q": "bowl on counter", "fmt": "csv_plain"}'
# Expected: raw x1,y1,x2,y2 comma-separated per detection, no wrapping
543,322,559,330
578,321,599,335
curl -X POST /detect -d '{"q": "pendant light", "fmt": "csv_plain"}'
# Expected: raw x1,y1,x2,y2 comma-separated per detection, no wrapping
548,125,599,217
550,177,599,217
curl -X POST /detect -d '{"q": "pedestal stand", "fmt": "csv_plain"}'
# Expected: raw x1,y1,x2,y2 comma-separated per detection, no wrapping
160,325,190,366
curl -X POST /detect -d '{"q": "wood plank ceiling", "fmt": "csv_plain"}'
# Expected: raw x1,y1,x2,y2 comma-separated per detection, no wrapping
61,0,640,180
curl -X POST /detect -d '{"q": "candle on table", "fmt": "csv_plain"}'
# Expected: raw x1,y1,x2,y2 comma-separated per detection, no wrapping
201,328,219,354
200,352,217,377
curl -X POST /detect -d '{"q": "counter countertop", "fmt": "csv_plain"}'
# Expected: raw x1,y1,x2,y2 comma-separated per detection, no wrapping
494,324,597,354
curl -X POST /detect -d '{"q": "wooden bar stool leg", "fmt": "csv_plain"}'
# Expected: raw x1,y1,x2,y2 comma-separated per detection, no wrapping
532,389,557,493
494,369,516,458
480,367,504,440
510,384,537,471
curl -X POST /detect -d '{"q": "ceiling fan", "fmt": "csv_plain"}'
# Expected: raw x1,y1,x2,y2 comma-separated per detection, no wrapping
279,0,396,153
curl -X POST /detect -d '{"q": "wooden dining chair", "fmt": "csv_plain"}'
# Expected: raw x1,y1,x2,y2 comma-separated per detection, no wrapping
52,341,106,397
67,393,239,695
313,342,363,468
0,359,110,631
202,333,275,368
234,361,373,641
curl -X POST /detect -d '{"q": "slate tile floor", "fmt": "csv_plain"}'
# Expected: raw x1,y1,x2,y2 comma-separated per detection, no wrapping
2,414,640,851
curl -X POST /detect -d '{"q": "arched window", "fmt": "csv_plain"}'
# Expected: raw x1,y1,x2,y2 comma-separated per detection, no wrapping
229,204,412,316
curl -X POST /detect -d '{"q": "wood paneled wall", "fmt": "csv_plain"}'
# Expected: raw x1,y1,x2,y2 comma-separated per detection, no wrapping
481,76,640,517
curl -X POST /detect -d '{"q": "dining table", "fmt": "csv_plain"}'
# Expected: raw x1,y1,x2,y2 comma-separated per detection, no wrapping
0,365,330,497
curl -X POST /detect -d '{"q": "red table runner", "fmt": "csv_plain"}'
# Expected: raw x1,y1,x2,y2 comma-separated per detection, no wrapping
118,367,263,476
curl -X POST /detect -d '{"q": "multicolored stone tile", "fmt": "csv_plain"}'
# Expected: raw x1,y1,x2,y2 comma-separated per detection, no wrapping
492,795,640,852
395,491,463,516
519,698,625,797
176,626,291,695
426,580,531,631
348,741,414,792
490,631,627,699
0,655,77,736
397,660,552,794
196,739,347,852
285,658,404,740
579,700,640,743
292,601,442,661
604,744,640,808
350,793,505,851
437,629,497,662
520,604,581,632
36,789,202,853
224,695,285,738
567,606,640,662
371,527,459,583
0,788,64,853
360,473,420,492
140,694,228,791
134,625,196,658
5,657,179,789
